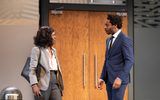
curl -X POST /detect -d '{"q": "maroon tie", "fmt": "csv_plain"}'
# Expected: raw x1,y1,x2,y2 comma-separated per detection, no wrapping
109,36,114,49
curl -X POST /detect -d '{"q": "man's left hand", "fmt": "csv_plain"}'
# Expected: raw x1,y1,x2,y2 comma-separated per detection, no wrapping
112,77,122,89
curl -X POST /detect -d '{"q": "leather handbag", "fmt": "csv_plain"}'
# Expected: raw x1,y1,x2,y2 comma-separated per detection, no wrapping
21,48,42,83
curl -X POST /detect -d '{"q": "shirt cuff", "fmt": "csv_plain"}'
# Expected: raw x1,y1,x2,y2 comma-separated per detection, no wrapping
100,79,105,82
116,77,122,81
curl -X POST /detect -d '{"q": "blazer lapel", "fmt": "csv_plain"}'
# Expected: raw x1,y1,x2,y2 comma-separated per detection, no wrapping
52,48,64,92
106,38,110,56
109,32,122,54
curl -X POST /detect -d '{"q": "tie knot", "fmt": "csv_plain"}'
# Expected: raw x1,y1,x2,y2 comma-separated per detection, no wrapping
109,36,114,49
110,36,114,40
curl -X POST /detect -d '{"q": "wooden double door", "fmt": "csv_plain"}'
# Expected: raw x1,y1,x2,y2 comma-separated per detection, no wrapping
49,11,128,100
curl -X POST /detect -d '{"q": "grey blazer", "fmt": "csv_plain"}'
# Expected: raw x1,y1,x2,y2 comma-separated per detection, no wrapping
29,46,64,92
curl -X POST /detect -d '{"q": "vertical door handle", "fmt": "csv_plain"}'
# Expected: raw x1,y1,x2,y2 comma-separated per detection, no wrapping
83,53,86,88
94,54,98,88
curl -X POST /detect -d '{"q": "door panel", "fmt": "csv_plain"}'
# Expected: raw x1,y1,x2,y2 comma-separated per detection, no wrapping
89,12,129,100
89,12,108,100
49,11,89,100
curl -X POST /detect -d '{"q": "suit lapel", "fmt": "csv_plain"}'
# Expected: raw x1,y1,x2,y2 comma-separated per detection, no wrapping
109,32,122,55
106,38,110,56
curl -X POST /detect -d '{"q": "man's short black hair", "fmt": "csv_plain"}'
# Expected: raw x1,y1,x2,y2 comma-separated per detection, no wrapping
107,14,122,29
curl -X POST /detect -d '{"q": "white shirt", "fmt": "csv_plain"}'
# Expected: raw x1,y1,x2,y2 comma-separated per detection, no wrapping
108,29,121,49
46,49,58,71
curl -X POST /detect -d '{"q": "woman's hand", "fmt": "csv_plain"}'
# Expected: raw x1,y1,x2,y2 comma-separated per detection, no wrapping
32,84,41,96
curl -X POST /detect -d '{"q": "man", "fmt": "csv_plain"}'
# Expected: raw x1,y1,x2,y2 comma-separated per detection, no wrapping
98,14,134,100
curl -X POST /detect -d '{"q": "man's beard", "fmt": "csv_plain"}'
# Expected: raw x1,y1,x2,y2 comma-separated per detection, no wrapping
105,28,112,35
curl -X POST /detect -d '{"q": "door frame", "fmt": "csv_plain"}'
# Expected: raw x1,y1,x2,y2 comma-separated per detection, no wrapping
39,1,134,100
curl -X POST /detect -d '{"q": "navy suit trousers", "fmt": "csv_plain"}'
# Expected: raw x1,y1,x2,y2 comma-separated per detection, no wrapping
106,84,127,100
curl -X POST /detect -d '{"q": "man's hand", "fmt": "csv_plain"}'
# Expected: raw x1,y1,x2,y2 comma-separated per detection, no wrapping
32,84,41,96
113,77,122,89
97,79,104,90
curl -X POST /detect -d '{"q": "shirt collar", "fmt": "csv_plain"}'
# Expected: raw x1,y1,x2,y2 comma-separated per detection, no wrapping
113,29,121,39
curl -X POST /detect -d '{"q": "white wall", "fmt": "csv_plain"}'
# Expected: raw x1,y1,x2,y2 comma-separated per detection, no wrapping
0,0,39,100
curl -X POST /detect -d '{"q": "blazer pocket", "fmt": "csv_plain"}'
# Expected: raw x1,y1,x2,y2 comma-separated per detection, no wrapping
111,64,123,72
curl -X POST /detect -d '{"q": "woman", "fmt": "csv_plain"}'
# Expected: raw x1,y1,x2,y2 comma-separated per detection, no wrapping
29,26,64,100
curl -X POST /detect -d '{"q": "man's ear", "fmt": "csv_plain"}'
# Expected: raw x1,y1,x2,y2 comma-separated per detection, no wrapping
114,24,117,28
112,25,117,30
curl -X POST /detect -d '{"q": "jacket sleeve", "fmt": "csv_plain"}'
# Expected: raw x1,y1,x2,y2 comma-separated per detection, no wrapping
100,39,109,83
29,47,40,85
118,37,134,81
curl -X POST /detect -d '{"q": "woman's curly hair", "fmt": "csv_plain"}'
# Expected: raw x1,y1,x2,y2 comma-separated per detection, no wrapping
34,26,54,48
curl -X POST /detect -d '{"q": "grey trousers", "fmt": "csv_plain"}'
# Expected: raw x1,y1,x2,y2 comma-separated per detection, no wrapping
35,71,62,100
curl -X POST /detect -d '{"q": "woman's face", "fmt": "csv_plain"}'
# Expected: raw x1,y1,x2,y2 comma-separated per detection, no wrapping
52,32,56,41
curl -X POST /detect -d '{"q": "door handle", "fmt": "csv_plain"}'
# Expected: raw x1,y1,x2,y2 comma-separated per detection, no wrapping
94,54,98,88
83,53,86,88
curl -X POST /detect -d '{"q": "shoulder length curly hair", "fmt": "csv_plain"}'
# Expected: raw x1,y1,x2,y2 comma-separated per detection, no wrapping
34,26,54,48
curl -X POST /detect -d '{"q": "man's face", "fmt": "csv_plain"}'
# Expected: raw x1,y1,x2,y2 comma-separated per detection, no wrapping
104,19,114,35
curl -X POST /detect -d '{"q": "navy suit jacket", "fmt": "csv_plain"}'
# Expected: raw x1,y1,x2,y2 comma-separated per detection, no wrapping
100,32,134,84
